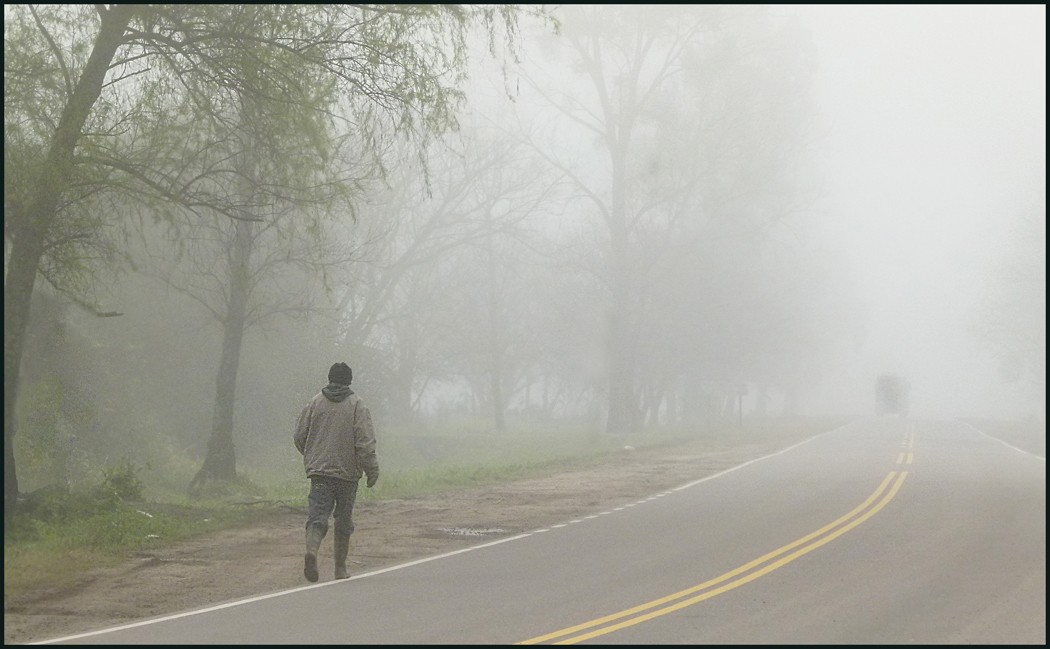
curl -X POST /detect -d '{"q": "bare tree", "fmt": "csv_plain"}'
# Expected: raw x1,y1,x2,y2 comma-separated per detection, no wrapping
518,6,825,433
516,6,721,434
332,125,556,427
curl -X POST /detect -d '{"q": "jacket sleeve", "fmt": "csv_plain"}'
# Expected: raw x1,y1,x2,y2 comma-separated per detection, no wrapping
293,402,311,455
354,402,379,480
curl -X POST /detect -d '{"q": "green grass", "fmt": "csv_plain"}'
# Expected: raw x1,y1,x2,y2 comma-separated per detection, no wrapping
245,420,697,502
4,500,255,599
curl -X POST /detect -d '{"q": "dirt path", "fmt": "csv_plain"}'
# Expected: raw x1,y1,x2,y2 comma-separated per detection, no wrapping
4,433,816,644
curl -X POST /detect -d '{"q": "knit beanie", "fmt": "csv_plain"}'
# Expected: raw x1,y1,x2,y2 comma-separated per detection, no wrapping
328,362,353,386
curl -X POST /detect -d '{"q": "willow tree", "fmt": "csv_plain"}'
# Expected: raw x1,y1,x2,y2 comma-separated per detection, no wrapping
4,4,555,516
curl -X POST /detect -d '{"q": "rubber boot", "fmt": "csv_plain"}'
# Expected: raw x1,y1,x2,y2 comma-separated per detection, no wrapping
304,525,325,583
334,532,351,580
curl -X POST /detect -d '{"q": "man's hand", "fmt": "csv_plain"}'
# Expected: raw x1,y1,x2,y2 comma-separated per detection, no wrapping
366,471,378,488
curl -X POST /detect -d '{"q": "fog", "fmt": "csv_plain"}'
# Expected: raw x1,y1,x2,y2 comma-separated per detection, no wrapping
790,5,1045,419
8,5,1044,494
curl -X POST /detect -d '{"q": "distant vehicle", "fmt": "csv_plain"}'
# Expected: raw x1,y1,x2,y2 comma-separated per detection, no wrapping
875,374,910,416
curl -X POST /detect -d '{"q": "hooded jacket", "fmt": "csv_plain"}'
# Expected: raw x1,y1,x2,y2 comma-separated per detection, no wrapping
293,383,379,483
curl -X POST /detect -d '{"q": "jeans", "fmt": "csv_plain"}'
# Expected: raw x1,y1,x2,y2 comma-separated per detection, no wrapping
306,475,359,537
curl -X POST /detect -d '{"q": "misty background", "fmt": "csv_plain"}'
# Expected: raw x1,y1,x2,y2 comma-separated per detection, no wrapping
7,5,1044,497
793,4,1045,420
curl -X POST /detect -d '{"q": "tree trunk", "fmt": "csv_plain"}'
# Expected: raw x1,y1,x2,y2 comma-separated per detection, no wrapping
4,230,43,519
391,348,417,425
189,219,253,493
485,232,506,432
490,369,506,432
605,148,633,436
4,5,134,520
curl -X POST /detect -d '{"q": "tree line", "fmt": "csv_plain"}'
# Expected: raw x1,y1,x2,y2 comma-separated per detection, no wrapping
5,5,859,517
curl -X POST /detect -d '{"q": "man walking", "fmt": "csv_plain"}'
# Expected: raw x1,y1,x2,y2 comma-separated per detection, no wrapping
294,362,379,582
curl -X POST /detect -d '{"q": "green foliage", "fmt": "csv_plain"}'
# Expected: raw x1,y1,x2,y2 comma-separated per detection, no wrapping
3,2,558,526
4,4,558,296
14,485,113,525
15,458,145,525
99,457,146,502
4,449,260,597
3,498,256,597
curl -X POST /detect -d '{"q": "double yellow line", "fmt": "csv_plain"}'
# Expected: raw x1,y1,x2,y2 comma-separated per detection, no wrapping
518,470,909,645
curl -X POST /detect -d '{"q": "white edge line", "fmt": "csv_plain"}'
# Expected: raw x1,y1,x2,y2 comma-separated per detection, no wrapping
32,422,849,645
956,419,1046,461
670,424,840,492
32,533,533,645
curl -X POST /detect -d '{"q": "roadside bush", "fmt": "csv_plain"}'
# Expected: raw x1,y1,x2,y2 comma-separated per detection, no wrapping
98,457,146,501
17,485,118,523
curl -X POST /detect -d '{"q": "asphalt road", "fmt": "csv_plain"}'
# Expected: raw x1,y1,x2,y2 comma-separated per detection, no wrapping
40,418,1045,645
